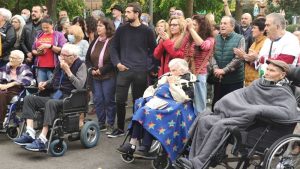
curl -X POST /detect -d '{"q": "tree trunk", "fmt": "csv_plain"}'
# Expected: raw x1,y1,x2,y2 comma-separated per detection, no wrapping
47,0,57,22
186,0,194,18
235,0,243,22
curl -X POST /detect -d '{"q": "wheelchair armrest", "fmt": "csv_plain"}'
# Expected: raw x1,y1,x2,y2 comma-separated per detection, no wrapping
62,89,88,113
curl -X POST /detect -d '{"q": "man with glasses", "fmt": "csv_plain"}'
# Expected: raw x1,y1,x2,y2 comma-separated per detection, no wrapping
14,44,87,151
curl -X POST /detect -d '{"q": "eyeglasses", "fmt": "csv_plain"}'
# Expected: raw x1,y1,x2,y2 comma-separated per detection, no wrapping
60,53,73,58
9,57,21,60
170,24,179,27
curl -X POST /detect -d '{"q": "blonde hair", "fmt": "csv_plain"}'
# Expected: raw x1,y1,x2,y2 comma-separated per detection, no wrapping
168,17,185,38
155,19,170,36
69,25,84,42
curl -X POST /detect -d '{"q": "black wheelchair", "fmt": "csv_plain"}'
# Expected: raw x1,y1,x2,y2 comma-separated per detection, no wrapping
174,67,300,169
17,88,100,157
0,89,26,139
120,132,171,169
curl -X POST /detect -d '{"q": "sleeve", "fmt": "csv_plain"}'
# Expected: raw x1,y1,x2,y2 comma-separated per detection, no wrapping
199,37,214,51
2,26,16,50
169,83,192,103
153,40,164,60
16,65,34,86
82,40,89,59
68,63,87,89
162,39,184,59
20,28,29,54
57,32,67,47
109,29,121,66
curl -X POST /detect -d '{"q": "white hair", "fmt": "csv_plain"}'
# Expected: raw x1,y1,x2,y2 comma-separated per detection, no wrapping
10,50,25,62
0,8,12,21
61,43,80,57
11,15,26,43
168,58,189,74
266,13,286,29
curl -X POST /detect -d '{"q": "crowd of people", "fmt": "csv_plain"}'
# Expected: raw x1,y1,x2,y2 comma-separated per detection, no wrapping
0,0,299,166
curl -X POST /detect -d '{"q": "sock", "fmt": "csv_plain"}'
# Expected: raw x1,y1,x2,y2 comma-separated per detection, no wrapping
129,138,137,149
26,126,36,139
39,134,48,144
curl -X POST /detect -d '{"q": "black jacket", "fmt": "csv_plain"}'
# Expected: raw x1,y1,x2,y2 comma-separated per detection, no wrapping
0,22,16,61
20,21,42,55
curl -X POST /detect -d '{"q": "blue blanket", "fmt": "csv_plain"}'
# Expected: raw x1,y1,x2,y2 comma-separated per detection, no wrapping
132,83,196,161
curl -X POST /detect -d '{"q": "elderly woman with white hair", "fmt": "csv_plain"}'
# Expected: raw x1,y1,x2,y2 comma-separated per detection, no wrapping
0,50,34,128
117,58,197,161
10,15,26,50
0,8,16,66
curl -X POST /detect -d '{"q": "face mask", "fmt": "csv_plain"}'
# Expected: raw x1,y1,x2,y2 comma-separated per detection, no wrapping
21,14,29,21
67,34,76,44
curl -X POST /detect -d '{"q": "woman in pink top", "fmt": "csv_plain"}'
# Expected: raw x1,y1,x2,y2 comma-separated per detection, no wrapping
154,17,185,77
182,14,215,114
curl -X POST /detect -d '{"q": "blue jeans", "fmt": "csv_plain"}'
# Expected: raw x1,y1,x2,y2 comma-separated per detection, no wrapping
92,77,116,126
36,68,53,83
193,74,207,115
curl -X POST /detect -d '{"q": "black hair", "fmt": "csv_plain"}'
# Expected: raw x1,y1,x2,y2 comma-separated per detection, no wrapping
40,17,53,25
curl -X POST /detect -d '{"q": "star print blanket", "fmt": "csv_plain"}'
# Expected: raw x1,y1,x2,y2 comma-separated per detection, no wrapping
132,83,196,161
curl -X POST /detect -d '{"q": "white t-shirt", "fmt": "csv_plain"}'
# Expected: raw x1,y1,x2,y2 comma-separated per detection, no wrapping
257,31,300,68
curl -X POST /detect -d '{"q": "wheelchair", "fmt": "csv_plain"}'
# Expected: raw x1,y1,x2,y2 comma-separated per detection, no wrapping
119,131,171,169
17,89,100,157
174,68,300,169
0,89,27,139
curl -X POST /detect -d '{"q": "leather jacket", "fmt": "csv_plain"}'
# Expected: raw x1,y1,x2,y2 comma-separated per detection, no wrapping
0,22,16,61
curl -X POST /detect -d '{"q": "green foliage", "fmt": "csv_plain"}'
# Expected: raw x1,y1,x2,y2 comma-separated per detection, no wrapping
286,24,300,33
0,0,84,20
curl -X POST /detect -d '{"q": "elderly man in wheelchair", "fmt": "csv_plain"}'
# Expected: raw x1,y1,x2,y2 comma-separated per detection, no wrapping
176,59,300,169
0,50,34,131
116,59,197,165
13,44,87,152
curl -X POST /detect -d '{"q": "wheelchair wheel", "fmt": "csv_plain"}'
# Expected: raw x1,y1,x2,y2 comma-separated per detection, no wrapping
151,145,170,169
120,154,135,163
263,134,300,169
6,126,20,139
49,139,67,157
149,140,161,153
80,121,100,148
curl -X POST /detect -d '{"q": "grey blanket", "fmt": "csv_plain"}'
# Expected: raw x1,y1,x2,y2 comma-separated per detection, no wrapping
189,79,298,169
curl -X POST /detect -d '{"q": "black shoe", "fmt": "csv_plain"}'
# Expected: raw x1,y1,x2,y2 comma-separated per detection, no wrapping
107,129,125,138
133,149,157,159
116,143,135,155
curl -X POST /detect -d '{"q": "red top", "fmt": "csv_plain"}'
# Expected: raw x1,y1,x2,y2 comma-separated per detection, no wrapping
36,33,55,68
154,39,184,77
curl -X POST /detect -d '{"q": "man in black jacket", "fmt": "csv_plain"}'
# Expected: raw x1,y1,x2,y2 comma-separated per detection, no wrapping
109,2,156,138
0,8,16,67
20,5,43,65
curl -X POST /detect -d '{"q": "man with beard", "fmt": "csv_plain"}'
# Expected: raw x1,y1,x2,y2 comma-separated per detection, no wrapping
109,2,156,138
20,5,43,65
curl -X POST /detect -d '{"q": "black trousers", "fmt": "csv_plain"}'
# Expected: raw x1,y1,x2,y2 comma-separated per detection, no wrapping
212,81,243,111
21,95,63,126
115,70,148,130
131,121,154,149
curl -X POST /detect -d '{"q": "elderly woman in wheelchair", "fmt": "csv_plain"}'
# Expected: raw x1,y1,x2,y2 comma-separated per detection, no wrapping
0,50,34,132
13,44,99,156
116,59,197,166
176,59,300,169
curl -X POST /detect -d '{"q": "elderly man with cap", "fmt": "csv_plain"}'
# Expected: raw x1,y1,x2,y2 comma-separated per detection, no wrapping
177,59,299,169
111,4,124,29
